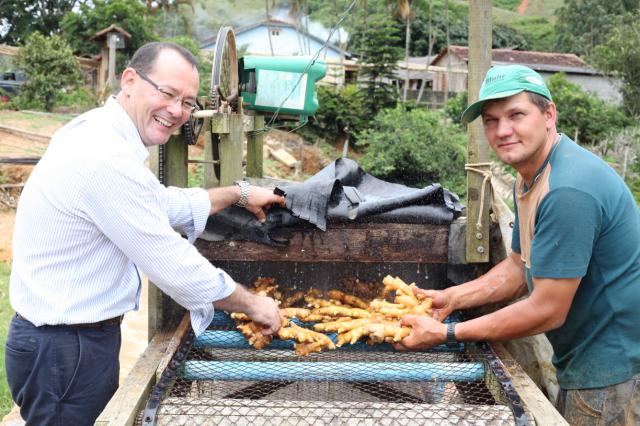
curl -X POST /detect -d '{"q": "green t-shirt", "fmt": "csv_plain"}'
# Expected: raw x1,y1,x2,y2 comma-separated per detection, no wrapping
512,135,640,389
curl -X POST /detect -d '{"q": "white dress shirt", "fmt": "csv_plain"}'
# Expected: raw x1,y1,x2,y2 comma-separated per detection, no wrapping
10,97,235,335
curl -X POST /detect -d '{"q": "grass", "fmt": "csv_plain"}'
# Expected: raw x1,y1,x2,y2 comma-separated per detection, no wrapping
0,260,14,418
0,109,73,129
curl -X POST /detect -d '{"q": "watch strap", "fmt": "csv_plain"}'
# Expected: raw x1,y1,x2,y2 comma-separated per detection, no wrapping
446,322,458,348
234,180,250,208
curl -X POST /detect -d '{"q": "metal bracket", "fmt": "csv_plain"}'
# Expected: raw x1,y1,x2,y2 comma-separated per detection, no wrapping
482,342,531,426
140,328,196,426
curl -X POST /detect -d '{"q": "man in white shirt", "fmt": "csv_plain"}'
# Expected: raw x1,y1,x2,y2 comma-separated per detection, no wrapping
5,42,284,425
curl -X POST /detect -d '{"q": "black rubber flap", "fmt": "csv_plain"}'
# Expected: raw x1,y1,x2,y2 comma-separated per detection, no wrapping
200,158,462,246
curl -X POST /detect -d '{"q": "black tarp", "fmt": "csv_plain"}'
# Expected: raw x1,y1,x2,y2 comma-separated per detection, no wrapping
200,158,462,246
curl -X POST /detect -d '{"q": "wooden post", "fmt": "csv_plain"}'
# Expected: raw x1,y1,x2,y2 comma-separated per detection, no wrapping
107,35,117,92
465,0,493,263
246,115,264,178
148,134,188,339
202,118,220,188
99,46,108,94
218,113,244,185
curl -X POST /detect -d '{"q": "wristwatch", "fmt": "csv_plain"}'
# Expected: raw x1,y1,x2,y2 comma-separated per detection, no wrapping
234,180,250,208
446,322,459,348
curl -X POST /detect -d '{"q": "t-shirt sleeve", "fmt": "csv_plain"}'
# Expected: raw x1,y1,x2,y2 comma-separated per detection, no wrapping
530,187,602,278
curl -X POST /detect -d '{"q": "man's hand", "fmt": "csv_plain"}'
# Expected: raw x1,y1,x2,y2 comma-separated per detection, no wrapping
213,283,283,335
208,185,286,220
412,287,454,322
393,315,447,351
245,294,284,335
244,186,286,223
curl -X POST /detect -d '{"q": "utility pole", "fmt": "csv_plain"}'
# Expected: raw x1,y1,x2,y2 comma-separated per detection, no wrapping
465,0,492,263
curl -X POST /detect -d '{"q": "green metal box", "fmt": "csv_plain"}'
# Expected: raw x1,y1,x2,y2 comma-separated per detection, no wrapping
239,56,326,119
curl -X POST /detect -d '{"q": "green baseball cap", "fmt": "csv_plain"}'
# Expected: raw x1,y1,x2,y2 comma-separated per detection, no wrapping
461,65,552,124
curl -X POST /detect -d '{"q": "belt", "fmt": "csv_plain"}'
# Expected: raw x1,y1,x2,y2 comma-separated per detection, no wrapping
16,312,123,328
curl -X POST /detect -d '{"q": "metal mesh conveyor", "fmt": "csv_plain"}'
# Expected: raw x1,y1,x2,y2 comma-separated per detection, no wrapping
138,311,530,426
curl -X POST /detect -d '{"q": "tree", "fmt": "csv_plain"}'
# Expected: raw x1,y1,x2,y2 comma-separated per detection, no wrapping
351,12,403,117
165,35,212,98
307,84,367,141
443,91,468,127
396,1,529,56
357,105,467,195
13,32,82,111
154,4,196,38
554,0,638,57
0,0,83,45
60,0,157,58
395,0,416,102
547,73,631,145
592,12,640,117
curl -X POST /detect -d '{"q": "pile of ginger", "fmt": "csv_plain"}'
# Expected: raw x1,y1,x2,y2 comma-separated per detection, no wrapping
230,275,433,356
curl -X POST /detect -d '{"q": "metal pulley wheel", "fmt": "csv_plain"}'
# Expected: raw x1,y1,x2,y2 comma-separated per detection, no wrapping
210,26,239,112
209,26,240,179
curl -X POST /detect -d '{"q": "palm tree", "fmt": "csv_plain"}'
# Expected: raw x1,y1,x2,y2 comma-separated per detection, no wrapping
396,0,415,102
265,0,275,55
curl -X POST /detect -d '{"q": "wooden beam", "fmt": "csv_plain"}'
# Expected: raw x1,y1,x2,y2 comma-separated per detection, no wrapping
218,113,244,186
196,223,449,263
155,313,192,382
246,115,264,178
465,0,493,263
95,330,174,426
491,342,569,426
202,118,220,188
149,135,188,338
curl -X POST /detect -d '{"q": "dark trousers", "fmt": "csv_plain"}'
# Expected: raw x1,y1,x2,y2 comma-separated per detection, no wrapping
4,314,121,426
556,374,640,425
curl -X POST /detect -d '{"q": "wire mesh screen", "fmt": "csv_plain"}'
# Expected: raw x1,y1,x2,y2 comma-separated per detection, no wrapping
139,310,523,425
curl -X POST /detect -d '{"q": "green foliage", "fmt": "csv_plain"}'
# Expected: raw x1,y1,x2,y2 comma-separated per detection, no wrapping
492,0,522,10
0,261,13,418
13,33,82,112
351,11,403,117
591,126,640,204
154,4,196,39
319,84,367,139
357,105,467,196
444,91,468,128
511,17,556,52
592,12,640,118
547,73,631,145
0,0,79,45
403,9,528,55
55,86,99,113
554,0,638,56
296,84,367,147
60,0,157,62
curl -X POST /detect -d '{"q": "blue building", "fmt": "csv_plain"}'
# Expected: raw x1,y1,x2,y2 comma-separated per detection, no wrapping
201,19,349,61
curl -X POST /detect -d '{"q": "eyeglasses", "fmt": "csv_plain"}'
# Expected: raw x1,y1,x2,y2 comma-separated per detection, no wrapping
135,69,199,113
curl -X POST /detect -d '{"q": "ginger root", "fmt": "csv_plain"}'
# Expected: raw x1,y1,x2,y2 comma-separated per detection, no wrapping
231,275,434,355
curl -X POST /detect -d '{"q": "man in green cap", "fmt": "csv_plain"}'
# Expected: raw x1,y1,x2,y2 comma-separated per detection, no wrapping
395,64,640,423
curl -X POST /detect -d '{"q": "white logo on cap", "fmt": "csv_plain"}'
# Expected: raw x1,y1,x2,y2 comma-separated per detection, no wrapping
525,76,543,85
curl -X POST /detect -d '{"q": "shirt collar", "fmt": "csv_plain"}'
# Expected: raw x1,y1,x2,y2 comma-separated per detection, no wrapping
104,96,149,162
522,133,564,192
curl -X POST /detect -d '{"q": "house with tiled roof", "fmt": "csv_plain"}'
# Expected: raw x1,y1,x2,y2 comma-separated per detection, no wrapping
430,45,621,104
